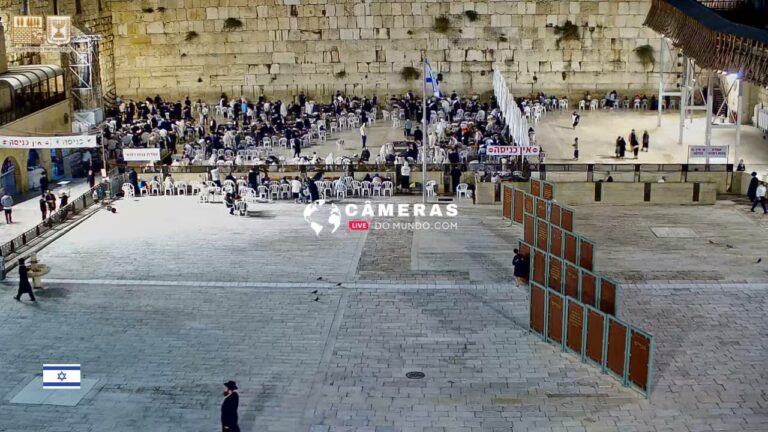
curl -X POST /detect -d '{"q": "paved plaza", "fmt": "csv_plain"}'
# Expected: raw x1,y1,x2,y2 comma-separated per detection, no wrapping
300,110,768,170
0,194,766,431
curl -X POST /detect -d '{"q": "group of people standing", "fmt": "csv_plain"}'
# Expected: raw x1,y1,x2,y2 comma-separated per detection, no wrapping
614,129,650,159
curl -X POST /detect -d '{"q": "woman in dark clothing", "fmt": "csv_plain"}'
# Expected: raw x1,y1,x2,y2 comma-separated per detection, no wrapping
512,249,529,287
14,258,36,302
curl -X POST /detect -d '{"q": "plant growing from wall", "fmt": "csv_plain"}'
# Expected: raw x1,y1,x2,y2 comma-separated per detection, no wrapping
334,70,347,79
499,36,508,43
157,6,166,12
141,7,154,13
400,66,420,81
464,10,478,22
554,20,580,48
223,18,243,31
634,44,656,68
184,31,198,42
433,16,451,34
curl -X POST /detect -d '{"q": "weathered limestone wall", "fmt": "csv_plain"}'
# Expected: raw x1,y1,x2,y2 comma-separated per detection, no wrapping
109,0,661,101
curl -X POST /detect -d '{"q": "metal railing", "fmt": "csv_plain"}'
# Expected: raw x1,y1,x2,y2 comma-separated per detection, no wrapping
697,0,746,10
0,173,128,259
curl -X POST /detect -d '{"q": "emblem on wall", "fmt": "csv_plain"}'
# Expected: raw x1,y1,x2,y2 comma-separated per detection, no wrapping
46,16,71,45
12,15,44,45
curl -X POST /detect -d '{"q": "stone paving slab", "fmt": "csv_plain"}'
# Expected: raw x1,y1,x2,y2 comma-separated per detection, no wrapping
0,281,766,431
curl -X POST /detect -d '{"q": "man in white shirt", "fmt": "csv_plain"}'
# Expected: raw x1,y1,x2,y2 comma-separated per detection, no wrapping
400,162,411,193
360,124,367,148
1,193,13,224
291,176,302,201
210,167,221,187
751,183,767,213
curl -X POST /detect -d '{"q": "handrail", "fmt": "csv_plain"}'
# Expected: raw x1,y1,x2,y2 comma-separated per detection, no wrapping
0,173,128,260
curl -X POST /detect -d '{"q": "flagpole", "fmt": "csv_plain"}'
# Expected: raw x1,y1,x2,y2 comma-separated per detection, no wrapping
421,54,428,204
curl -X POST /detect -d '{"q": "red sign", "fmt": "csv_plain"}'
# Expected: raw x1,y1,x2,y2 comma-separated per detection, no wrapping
487,146,540,156
348,220,369,231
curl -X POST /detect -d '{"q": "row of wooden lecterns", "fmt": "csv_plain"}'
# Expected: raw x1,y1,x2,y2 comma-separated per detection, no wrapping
503,179,654,399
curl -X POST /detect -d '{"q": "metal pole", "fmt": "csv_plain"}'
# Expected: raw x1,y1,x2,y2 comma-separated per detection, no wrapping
101,127,107,178
735,78,743,166
421,55,428,204
657,37,665,127
679,56,687,145
705,71,714,165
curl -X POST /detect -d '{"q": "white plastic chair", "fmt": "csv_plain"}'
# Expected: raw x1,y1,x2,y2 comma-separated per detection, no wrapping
335,184,347,199
191,182,203,195
122,183,135,197
280,183,291,199
590,99,599,111
351,180,362,196
456,183,470,199
382,181,393,197
257,185,268,199
372,181,382,196
269,184,280,199
139,183,149,196
425,180,436,197
579,100,586,110
149,180,161,196
175,181,188,195
336,139,344,152
361,180,371,196
392,117,401,128
164,182,175,196
382,110,390,121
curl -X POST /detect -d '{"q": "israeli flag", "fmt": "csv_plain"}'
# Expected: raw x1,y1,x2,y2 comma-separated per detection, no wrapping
43,364,81,389
424,58,441,97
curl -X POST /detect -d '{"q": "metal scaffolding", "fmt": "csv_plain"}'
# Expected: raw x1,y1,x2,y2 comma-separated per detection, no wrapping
6,26,104,114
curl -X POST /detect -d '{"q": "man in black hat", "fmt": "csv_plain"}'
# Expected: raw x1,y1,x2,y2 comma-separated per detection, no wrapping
14,258,35,302
747,172,759,204
221,380,239,432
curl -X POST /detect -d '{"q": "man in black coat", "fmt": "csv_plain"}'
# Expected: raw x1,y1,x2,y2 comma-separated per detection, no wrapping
14,258,36,302
221,381,239,432
747,171,759,202
248,168,259,190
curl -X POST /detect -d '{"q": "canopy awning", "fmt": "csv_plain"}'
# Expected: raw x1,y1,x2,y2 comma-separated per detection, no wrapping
0,65,64,91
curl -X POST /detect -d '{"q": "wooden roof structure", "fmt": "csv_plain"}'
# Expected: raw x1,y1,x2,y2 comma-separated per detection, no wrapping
644,0,768,87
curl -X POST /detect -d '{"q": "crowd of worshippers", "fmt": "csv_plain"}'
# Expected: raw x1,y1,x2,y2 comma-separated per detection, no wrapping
100,89,523,169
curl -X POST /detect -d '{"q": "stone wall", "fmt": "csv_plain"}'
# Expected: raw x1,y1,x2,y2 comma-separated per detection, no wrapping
109,0,661,101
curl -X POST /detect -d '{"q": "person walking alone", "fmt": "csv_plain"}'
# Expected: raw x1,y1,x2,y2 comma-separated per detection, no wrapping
572,138,579,161
571,111,580,129
1,192,13,224
360,123,367,148
221,381,240,432
751,182,767,214
14,258,36,302
39,195,47,220
642,130,650,152
747,171,759,204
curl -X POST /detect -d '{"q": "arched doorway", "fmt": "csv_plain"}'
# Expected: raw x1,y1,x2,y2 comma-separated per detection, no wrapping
1,157,20,196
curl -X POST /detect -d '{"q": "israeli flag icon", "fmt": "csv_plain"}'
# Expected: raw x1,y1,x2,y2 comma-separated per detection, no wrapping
43,364,81,389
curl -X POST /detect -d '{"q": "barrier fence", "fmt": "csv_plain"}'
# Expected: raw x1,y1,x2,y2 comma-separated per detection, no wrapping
0,173,128,260
503,179,654,398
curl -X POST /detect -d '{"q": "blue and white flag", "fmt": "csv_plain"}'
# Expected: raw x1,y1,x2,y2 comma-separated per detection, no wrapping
43,364,81,389
424,58,441,97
